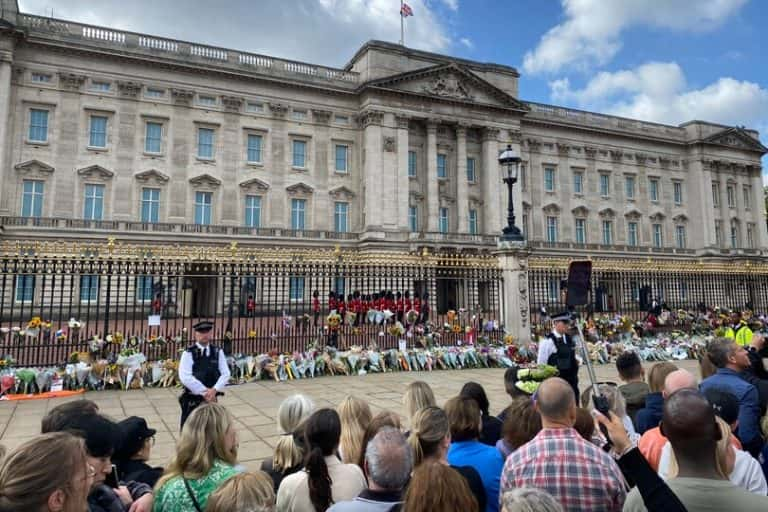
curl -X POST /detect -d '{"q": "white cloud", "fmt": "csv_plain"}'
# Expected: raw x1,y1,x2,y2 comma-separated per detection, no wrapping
440,0,459,11
549,61,768,131
459,37,473,49
523,0,748,74
18,0,451,67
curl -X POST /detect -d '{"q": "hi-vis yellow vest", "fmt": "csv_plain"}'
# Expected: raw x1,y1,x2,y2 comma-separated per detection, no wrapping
724,327,736,340
735,323,753,347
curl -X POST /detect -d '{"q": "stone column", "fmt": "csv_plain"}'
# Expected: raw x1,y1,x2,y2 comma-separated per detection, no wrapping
0,36,14,214
750,167,767,249
690,159,716,248
54,73,87,218
267,102,288,228
168,89,195,222
426,120,439,232
496,242,531,344
112,82,141,220
456,123,469,233
312,109,332,231
220,96,243,225
482,128,501,234
361,110,384,231
395,115,410,231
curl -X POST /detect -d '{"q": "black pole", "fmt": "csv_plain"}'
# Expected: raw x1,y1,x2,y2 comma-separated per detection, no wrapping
103,260,112,337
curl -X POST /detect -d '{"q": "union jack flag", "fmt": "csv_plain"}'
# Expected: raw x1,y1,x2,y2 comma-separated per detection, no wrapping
400,2,414,17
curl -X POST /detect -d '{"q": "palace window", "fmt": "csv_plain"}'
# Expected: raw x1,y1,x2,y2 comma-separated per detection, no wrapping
649,178,659,202
675,225,687,249
141,188,160,223
335,145,348,173
467,157,476,182
90,80,111,92
145,122,163,153
80,275,99,303
744,186,752,209
575,218,586,244
245,195,261,228
334,202,349,233
21,180,44,218
28,109,49,143
712,183,720,207
15,275,35,303
625,176,635,199
89,115,108,148
573,171,583,194
194,191,212,225
291,198,306,230
653,223,663,248
546,216,558,243
83,184,104,220
627,221,638,247
731,224,739,248
602,220,613,245
409,206,418,232
600,174,610,197
437,154,447,178
469,209,478,235
198,95,217,107
673,181,683,206
247,134,263,163
292,140,307,168
727,185,736,208
408,151,417,177
136,276,154,302
197,128,215,159
544,167,555,192
145,88,165,98
289,276,305,301
439,207,449,234
31,73,51,83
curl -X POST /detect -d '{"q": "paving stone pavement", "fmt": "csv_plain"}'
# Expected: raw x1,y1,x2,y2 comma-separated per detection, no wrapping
0,360,699,472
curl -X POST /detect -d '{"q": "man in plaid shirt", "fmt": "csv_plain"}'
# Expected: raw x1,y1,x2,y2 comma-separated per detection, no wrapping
500,377,626,511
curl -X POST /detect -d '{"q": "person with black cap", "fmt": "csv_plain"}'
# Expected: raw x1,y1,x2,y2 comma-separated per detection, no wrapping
178,320,230,429
113,416,163,488
536,311,579,400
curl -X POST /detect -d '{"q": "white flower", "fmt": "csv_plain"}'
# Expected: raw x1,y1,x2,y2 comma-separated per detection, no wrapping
106,334,113,343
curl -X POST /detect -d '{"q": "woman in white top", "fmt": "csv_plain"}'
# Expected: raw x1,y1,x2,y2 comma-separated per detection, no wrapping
277,408,366,511
658,416,768,495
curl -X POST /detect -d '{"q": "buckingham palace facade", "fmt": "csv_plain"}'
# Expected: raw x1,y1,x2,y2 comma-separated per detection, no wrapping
1,1,767,328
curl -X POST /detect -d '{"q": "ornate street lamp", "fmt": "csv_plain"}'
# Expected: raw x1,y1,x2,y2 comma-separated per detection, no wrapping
499,144,524,241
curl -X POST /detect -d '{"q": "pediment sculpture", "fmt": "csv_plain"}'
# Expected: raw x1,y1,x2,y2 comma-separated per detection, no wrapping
421,74,472,101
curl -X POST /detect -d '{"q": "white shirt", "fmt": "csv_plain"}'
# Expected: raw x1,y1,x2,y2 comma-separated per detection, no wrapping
658,442,768,495
178,342,231,395
537,329,562,365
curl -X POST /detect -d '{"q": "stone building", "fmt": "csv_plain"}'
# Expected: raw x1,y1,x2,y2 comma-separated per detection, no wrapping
0,1,766,320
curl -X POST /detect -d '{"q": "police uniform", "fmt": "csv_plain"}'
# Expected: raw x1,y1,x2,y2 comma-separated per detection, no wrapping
178,321,231,430
537,312,579,400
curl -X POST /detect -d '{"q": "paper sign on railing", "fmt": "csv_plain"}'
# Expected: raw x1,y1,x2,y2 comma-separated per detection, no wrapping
148,315,161,326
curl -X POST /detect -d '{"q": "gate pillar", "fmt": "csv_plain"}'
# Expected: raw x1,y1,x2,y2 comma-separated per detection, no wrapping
495,241,531,344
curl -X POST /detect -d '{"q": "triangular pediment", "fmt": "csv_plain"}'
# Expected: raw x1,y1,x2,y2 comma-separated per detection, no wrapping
239,178,270,191
77,165,114,179
542,203,560,215
134,169,169,183
189,174,221,187
329,186,355,200
362,63,529,112
571,206,589,217
286,182,314,195
701,127,767,154
15,160,54,174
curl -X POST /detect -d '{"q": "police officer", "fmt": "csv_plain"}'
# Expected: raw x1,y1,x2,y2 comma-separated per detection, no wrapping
536,311,579,400
178,320,230,430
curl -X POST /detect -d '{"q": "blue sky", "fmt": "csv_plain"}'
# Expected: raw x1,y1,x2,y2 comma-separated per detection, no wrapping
19,0,768,175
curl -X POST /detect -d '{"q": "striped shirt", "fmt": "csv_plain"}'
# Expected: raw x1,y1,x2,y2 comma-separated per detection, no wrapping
500,427,626,512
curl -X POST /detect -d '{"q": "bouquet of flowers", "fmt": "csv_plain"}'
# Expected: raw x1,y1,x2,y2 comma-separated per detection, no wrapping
26,317,42,338
514,364,559,394
326,312,342,331
405,309,419,325
388,322,405,337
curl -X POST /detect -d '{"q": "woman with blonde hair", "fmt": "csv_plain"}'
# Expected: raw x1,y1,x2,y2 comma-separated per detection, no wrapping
403,381,436,428
205,471,275,512
402,461,478,512
409,405,486,511
153,403,240,512
0,432,92,512
336,396,372,465
659,416,767,494
261,394,314,492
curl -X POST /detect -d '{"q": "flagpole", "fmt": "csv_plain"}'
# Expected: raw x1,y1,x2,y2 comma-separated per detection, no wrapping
400,0,404,45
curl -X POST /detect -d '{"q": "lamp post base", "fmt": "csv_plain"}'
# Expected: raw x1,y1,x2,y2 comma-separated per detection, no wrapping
501,225,525,242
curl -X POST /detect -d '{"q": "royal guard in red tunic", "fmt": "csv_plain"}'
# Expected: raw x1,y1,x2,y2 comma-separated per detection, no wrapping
328,291,338,313
404,291,413,314
337,296,346,317
413,295,422,316
246,295,256,317
373,293,383,312
151,293,162,315
352,291,363,326
385,291,395,313
396,291,405,323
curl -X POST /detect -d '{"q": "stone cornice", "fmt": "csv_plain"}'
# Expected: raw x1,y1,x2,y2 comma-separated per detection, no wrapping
311,109,332,124
171,88,194,105
359,110,385,128
221,95,244,113
58,72,86,90
117,80,142,98
268,102,288,118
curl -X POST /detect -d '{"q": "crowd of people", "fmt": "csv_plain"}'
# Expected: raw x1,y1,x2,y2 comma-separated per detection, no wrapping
6,329,768,511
